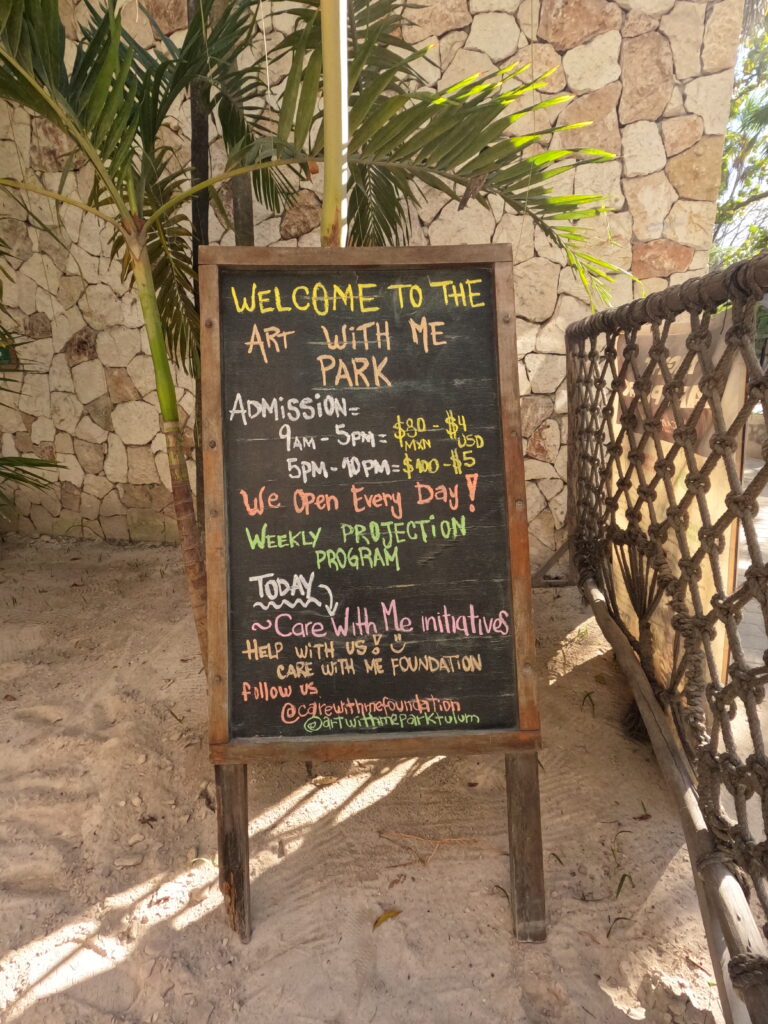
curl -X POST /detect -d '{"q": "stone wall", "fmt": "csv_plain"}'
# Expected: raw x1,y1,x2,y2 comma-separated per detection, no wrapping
0,0,743,564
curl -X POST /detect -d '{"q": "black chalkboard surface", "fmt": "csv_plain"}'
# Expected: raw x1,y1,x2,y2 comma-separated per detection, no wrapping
201,247,547,944
201,246,540,762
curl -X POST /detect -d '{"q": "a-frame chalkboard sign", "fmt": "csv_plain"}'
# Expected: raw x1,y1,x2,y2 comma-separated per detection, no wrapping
200,245,545,942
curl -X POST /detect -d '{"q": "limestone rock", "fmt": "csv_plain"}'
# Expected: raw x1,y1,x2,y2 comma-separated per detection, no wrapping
660,114,703,156
513,258,560,322
121,483,173,512
659,3,704,80
126,354,157,398
30,417,54,445
557,82,621,155
466,13,521,61
410,42,442,87
74,439,105,476
440,28,468,70
49,354,75,394
112,401,159,447
0,404,25,433
79,283,123,330
58,453,84,489
493,213,535,262
521,396,555,437
23,311,51,340
63,326,97,367
549,486,567,528
403,0,471,44
29,504,54,535
83,474,112,499
527,418,560,462
666,136,722,200
684,71,734,134
55,432,74,455
525,454,560,479
526,482,547,521
529,509,558,552
101,488,127,518
80,493,100,522
279,189,321,240
702,0,742,74
106,367,141,404
615,0,675,15
619,33,674,123
519,361,531,397
634,276,667,298
74,415,108,444
539,0,621,51
127,508,167,543
119,292,144,330
664,84,686,117
0,137,25,180
72,360,107,406
102,516,130,542
15,278,37,316
429,200,496,245
513,42,566,93
574,160,623,211
38,224,70,267
470,0,513,9
155,450,172,491
51,391,82,434
113,852,144,869
60,480,80,511
551,294,590,332
29,119,87,173
127,445,160,485
664,199,716,249
631,239,693,277
534,223,568,265
515,0,542,40
417,185,451,226
622,121,667,177
562,31,621,94
143,0,186,35
623,171,678,240
19,253,59,300
85,396,113,432
438,47,495,90
104,435,128,484
0,217,33,261
97,326,144,368
525,352,566,393
581,211,633,268
57,275,85,310
444,29,468,70
622,10,659,37
539,477,564,503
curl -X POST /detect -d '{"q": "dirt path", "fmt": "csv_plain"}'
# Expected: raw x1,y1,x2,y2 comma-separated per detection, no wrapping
0,536,722,1023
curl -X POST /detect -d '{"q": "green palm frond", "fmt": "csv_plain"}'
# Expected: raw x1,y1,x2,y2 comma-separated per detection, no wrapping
348,162,415,247
0,456,59,518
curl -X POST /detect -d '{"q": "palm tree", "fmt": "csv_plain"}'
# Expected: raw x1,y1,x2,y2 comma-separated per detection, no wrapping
0,0,617,665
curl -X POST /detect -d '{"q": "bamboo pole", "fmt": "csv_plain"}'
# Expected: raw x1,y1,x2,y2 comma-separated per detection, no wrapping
582,576,768,1024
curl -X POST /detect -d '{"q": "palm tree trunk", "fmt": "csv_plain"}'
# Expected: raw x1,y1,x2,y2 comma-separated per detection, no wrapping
320,0,349,246
133,242,208,666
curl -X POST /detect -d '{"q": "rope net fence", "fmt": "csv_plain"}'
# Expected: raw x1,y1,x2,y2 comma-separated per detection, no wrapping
565,254,768,952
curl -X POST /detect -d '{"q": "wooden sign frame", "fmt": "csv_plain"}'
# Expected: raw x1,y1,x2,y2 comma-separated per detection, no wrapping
200,245,544,944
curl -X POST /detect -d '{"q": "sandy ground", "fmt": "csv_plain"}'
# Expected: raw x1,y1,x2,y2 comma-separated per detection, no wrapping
0,536,724,1024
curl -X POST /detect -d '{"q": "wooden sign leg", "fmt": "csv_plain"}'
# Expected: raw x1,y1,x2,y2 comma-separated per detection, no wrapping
505,751,546,941
215,763,252,943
